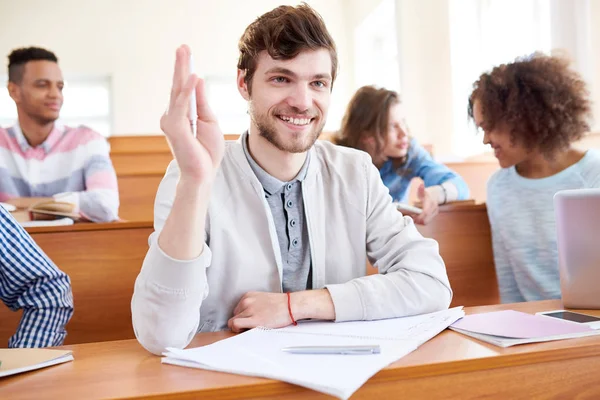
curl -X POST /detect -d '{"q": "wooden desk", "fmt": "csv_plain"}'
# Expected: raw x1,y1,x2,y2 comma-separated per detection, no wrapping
0,221,153,347
2,300,599,399
416,204,499,307
369,204,498,307
444,161,500,203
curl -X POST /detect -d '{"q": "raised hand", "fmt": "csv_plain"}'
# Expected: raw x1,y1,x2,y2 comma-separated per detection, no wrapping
160,45,225,185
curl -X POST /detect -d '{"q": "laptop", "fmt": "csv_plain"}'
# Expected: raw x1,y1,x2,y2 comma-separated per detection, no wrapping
554,189,600,309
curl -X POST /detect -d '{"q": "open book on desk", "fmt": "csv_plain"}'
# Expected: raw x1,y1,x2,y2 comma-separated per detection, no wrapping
163,307,465,400
0,348,73,378
449,309,600,347
28,200,81,221
9,199,78,227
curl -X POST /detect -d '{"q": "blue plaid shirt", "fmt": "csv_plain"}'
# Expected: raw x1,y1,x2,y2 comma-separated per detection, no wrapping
0,205,73,347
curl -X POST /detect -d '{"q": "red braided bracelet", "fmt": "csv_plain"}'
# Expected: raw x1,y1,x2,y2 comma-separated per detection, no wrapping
287,292,297,326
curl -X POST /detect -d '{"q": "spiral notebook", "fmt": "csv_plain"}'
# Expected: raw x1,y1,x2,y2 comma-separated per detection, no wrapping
162,307,464,400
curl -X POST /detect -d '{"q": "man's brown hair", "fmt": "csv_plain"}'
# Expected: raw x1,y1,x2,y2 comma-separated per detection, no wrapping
468,53,591,157
237,3,338,93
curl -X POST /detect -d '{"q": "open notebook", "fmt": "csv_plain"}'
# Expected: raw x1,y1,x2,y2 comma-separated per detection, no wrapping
0,348,73,378
28,200,81,220
163,307,464,400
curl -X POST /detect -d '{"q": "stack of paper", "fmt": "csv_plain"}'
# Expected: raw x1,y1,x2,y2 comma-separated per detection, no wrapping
0,348,73,378
450,310,600,347
163,307,465,400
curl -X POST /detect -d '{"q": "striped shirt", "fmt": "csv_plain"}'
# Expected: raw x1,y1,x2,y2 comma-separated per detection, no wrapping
0,204,74,347
0,123,119,222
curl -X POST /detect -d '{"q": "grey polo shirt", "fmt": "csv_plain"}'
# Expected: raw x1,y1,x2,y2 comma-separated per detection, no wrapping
242,134,312,292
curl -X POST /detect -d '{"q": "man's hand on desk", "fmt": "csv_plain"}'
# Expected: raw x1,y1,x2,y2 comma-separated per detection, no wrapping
227,289,336,333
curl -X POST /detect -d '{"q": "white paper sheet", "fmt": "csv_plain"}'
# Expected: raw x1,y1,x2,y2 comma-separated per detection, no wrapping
162,307,464,399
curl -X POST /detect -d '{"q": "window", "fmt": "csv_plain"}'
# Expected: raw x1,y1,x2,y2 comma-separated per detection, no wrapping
353,0,400,92
204,76,249,135
449,0,552,157
0,76,112,136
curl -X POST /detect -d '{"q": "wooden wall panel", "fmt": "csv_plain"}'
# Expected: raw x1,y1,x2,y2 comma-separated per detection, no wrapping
0,222,153,347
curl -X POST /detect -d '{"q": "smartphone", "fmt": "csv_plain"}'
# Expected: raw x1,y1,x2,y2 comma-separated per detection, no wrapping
537,310,600,329
394,203,423,215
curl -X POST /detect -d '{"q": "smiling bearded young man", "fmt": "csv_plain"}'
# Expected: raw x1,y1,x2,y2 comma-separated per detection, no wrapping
131,3,452,356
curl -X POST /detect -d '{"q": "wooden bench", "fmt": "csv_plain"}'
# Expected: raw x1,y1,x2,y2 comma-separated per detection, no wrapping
0,221,153,347
109,134,240,221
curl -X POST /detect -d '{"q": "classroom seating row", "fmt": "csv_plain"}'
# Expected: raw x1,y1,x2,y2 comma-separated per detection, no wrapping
0,203,498,347
108,134,502,221
88,131,600,220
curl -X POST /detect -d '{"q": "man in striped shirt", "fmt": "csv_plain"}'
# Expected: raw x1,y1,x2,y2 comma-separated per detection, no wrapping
0,204,73,347
0,47,119,222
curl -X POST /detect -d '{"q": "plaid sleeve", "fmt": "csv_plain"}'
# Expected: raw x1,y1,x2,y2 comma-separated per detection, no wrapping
0,206,74,347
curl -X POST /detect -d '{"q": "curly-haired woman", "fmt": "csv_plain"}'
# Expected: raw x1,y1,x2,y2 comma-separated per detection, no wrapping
469,53,600,303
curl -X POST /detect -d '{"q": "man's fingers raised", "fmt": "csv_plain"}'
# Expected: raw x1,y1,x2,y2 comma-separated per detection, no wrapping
195,79,217,123
169,45,191,111
172,74,199,117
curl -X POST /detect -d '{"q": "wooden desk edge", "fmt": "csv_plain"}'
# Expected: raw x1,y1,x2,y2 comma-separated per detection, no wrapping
181,336,600,399
438,203,487,212
373,341,600,382
56,333,600,400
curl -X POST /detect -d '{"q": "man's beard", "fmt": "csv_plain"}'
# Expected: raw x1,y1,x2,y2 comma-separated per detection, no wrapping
32,114,58,125
248,102,325,154
24,106,59,126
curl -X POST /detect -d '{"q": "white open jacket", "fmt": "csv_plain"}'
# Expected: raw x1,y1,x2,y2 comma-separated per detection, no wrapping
132,138,452,355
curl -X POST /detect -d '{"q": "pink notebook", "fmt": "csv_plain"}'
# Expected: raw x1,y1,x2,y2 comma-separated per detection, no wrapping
450,310,592,339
